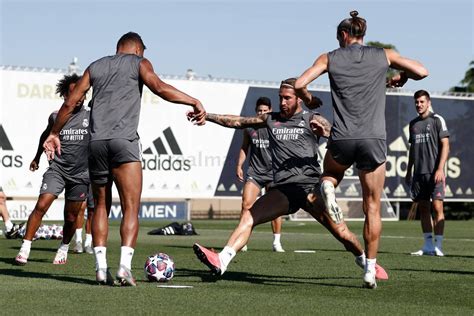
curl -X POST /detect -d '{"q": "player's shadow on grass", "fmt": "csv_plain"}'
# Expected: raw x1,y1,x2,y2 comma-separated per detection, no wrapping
392,267,474,276
8,245,58,253
0,256,49,265
0,268,97,285
177,267,360,289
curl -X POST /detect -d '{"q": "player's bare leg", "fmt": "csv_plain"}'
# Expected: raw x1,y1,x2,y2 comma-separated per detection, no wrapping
432,199,445,256
15,193,56,265
0,191,22,239
72,201,86,253
53,200,84,264
112,161,142,286
271,216,284,252
359,163,385,288
236,181,260,251
84,206,94,254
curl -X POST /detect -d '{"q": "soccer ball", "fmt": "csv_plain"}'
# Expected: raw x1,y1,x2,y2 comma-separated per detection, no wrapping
144,253,175,282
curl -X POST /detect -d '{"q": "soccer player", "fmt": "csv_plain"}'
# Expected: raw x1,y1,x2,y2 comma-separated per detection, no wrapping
0,187,23,239
15,74,90,266
294,11,428,288
192,78,388,285
406,90,449,257
236,96,284,252
43,32,206,286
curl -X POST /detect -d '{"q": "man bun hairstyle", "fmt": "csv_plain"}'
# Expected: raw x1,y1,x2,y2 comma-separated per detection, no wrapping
117,32,146,51
255,96,272,111
56,74,81,98
414,89,431,100
337,10,367,39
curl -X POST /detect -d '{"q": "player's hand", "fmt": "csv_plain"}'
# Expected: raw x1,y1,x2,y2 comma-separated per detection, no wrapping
310,114,330,138
236,167,244,182
190,101,206,126
434,169,445,184
43,134,61,160
29,160,39,172
387,72,408,88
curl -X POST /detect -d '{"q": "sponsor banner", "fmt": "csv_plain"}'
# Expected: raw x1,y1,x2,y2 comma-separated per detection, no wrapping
5,199,65,221
108,201,188,221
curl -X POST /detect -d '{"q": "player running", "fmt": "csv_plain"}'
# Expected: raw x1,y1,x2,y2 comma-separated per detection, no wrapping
236,96,284,252
294,11,428,288
192,78,388,285
15,74,91,266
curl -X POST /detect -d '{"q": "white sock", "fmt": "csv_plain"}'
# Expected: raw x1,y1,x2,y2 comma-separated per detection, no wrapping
219,246,236,269
5,220,13,231
120,246,134,270
84,234,93,247
273,234,281,245
357,252,366,265
423,233,433,249
75,229,83,243
20,239,32,256
59,242,69,253
435,235,444,249
94,246,107,270
365,258,376,274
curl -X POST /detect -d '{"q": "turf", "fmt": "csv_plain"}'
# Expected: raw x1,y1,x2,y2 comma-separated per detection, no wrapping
1,220,473,315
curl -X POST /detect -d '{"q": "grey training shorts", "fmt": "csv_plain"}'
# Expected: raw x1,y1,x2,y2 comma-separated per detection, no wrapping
327,138,386,171
39,168,88,201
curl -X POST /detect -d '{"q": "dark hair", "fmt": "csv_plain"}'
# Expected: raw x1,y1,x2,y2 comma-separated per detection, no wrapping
337,10,367,39
280,77,297,89
116,32,146,51
255,96,272,111
56,74,81,98
414,90,431,100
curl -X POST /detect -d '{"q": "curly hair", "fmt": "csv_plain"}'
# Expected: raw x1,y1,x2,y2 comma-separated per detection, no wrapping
56,74,81,98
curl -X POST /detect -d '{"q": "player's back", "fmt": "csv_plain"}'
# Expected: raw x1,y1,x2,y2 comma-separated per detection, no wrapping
88,54,143,141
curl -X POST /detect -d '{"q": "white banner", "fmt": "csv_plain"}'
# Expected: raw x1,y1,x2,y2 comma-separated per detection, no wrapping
1,69,248,199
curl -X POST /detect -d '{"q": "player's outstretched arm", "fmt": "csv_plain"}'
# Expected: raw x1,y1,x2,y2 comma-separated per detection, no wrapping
386,49,428,87
205,113,268,129
140,58,206,125
295,53,328,107
43,70,91,159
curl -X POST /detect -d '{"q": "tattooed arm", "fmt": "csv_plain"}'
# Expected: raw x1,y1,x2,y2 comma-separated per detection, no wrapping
310,114,331,138
205,113,268,129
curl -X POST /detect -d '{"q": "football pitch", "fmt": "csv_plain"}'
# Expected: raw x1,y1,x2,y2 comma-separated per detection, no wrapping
1,220,473,315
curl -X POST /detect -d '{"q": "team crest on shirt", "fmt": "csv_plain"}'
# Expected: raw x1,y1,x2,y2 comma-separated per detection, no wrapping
298,120,305,127
42,183,47,190
426,124,430,131
82,119,89,128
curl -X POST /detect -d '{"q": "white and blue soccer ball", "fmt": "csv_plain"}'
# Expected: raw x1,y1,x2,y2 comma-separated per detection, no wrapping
144,253,175,282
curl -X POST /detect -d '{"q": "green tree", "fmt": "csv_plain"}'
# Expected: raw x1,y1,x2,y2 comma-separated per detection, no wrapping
366,41,398,79
450,60,474,93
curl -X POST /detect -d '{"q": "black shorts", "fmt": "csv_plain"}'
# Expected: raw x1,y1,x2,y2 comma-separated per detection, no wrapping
89,138,142,184
39,168,88,201
327,138,386,171
251,183,313,215
86,185,94,209
411,174,445,201
246,170,273,189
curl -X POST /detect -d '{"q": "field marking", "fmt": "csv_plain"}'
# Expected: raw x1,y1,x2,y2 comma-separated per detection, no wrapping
157,285,194,289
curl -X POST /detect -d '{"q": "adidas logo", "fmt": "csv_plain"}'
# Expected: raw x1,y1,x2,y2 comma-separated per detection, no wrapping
344,184,359,197
142,127,191,172
0,125,23,169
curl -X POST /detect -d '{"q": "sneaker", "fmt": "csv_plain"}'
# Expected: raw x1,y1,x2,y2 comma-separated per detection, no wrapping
193,243,224,275
320,182,344,224
5,222,25,239
410,248,435,256
73,241,83,254
434,247,444,257
15,249,29,265
84,245,94,254
53,249,68,265
363,271,377,289
96,268,115,286
240,245,248,252
116,264,137,287
272,243,285,252
354,257,389,280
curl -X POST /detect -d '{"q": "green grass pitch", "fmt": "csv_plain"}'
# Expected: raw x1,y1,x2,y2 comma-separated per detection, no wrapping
1,220,473,315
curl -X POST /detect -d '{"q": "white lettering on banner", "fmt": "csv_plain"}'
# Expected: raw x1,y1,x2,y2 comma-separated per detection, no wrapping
385,155,461,179
110,204,178,219
110,205,122,219
6,200,65,221
17,83,61,100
